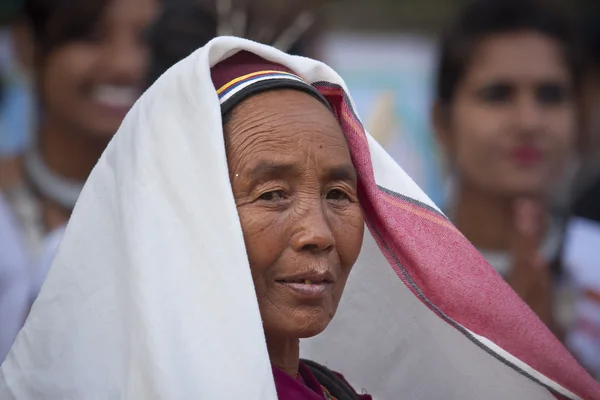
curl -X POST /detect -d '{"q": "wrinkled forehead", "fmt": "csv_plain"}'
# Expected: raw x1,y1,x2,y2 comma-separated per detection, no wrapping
223,89,355,185
224,88,345,145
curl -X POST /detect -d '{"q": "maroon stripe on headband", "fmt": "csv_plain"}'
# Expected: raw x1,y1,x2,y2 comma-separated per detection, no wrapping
210,50,331,117
210,51,296,92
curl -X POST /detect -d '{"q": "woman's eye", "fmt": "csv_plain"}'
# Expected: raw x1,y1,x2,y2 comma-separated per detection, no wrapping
478,83,512,103
258,190,286,201
536,83,567,105
326,189,349,201
81,25,107,44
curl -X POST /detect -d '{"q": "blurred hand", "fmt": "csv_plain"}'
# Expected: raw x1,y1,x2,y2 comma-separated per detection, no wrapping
506,199,555,329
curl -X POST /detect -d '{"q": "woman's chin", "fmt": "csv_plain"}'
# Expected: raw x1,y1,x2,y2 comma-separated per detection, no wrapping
268,311,333,339
296,323,329,339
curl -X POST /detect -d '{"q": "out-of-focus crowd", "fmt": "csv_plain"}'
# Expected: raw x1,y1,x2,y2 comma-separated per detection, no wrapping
0,0,599,380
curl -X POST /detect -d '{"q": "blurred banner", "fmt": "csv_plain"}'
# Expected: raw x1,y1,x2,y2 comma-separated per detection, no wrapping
321,33,445,206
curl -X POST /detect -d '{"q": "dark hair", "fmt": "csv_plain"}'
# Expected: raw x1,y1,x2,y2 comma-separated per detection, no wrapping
147,0,311,86
147,0,217,85
0,0,23,24
435,0,583,105
581,4,600,72
21,0,109,57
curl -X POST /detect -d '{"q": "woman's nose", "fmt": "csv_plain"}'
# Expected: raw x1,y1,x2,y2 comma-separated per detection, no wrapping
102,36,147,84
291,203,335,254
514,95,544,135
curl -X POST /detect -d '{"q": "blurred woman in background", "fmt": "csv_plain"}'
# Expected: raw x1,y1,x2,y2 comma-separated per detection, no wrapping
0,0,159,361
562,3,600,379
432,0,582,334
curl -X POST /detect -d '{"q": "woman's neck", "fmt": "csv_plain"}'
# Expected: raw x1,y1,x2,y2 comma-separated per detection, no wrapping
452,181,515,251
37,120,108,230
40,121,107,182
0,156,24,191
266,334,300,378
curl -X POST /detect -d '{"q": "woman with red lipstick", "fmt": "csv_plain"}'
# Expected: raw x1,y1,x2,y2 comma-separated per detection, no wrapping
0,0,159,361
563,5,600,379
432,0,581,332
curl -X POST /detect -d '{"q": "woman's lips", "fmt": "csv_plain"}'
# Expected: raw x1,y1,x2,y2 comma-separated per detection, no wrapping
510,146,543,165
275,270,335,298
276,280,332,296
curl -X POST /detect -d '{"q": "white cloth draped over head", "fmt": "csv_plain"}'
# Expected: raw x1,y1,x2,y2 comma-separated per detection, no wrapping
1,37,598,400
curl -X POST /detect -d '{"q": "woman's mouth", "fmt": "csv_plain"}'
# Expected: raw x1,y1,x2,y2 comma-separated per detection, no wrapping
90,85,139,116
275,273,334,297
510,146,543,166
276,280,332,296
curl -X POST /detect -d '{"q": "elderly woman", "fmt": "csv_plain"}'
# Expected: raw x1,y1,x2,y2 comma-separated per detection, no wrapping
0,38,597,400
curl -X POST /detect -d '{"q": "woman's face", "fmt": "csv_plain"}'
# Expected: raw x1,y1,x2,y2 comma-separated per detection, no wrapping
37,0,158,139
437,31,577,198
225,89,365,340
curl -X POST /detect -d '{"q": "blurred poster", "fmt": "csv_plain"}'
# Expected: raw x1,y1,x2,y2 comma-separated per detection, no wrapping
321,33,445,207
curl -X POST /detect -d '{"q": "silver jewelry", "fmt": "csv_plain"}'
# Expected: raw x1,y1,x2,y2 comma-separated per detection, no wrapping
24,149,83,210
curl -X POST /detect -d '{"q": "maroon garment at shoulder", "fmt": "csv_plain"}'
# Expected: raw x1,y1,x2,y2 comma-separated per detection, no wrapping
272,362,372,400
273,363,325,400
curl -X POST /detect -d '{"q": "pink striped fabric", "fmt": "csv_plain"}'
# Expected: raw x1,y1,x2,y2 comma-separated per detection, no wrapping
314,82,600,400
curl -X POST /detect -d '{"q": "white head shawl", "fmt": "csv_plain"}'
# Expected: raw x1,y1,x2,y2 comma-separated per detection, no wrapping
1,37,598,400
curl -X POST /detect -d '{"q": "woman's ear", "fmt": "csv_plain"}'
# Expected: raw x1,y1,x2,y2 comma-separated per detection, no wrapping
11,19,36,75
432,101,456,183
578,71,600,162
431,101,453,155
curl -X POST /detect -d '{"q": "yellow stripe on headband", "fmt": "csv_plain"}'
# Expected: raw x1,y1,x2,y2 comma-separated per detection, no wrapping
216,70,305,95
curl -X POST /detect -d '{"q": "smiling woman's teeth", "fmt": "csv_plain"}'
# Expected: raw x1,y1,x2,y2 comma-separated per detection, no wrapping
305,280,313,285
92,85,137,108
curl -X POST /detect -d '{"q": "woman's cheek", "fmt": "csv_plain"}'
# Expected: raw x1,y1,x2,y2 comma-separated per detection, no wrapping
330,205,364,267
238,207,286,267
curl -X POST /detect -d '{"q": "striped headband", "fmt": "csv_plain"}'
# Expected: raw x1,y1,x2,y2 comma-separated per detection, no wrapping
210,51,331,116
